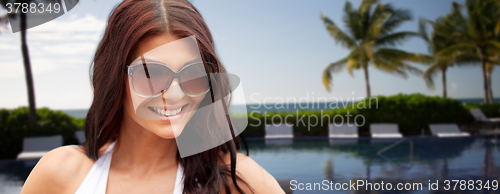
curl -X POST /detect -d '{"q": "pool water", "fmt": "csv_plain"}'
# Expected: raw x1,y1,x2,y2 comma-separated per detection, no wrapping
246,137,500,193
1,136,499,193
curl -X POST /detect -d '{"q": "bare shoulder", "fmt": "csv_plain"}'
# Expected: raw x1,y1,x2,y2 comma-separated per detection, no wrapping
220,152,285,194
20,145,95,194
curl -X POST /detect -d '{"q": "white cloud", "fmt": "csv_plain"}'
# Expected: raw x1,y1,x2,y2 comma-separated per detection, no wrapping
41,42,97,55
0,43,17,50
0,60,24,78
0,58,89,78
0,55,16,60
28,31,102,42
26,13,105,42
0,14,104,79
30,13,105,32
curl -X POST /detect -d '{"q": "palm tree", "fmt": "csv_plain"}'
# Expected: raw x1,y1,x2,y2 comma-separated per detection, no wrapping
486,56,499,102
437,0,500,104
418,10,478,98
320,0,429,97
1,0,79,128
1,0,36,128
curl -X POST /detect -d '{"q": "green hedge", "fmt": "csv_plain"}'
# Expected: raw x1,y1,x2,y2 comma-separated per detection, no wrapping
464,103,500,118
0,94,498,159
242,93,479,137
357,94,474,136
0,107,84,159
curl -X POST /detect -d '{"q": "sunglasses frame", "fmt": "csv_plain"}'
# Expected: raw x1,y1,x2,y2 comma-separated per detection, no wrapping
126,61,212,98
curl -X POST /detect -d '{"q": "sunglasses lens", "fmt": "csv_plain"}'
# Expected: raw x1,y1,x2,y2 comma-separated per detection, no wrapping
131,63,172,96
180,63,210,95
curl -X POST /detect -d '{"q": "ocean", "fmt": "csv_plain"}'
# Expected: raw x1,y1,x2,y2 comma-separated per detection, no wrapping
59,98,500,118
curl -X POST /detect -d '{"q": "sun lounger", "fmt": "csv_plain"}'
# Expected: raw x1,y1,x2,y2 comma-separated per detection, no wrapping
329,124,358,138
429,124,470,137
370,123,403,138
265,124,294,139
17,135,63,160
470,109,500,123
470,109,500,135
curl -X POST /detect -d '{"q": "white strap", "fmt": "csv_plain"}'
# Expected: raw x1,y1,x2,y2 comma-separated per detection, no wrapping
173,163,184,194
74,142,115,194
75,142,184,194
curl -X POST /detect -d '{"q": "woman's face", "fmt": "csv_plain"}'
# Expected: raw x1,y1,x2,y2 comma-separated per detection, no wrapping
123,34,207,139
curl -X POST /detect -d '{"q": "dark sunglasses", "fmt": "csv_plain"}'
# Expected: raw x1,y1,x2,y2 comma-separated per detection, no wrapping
126,58,212,98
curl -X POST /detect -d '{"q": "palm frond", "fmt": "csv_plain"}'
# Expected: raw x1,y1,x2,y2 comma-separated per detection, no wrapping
359,0,378,15
365,12,389,41
450,53,479,66
488,40,500,51
370,57,409,78
371,3,387,23
372,49,425,77
423,62,443,90
402,63,424,75
320,12,357,49
322,69,333,92
346,57,361,76
418,18,431,43
322,57,349,92
375,31,419,47
326,57,349,74
377,48,434,64
358,0,378,37
436,42,475,60
495,17,500,36
342,2,361,40
380,8,412,35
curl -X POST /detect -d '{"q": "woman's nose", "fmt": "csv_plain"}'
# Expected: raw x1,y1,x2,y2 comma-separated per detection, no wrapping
162,78,185,103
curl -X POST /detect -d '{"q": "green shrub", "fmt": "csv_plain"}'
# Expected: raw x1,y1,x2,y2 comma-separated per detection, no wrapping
242,93,475,137
242,107,361,137
464,103,500,118
357,93,474,136
0,107,83,159
72,117,86,129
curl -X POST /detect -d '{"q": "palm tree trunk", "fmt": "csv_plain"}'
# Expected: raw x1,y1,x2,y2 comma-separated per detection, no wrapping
479,48,490,104
363,62,371,98
486,69,494,103
441,66,447,98
20,11,36,128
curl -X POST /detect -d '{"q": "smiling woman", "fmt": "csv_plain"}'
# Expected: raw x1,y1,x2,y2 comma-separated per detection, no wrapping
19,0,284,193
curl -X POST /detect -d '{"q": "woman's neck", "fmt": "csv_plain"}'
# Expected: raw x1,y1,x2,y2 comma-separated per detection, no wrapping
112,115,179,174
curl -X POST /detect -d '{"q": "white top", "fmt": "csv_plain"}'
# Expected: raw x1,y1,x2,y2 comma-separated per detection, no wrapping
74,142,184,194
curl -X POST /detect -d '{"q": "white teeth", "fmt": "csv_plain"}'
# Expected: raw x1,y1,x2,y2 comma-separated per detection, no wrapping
150,106,183,116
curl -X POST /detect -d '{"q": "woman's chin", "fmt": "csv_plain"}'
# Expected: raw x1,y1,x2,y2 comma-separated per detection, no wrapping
152,124,184,139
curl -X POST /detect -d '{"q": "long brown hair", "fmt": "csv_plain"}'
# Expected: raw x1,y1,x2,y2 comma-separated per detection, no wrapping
84,0,251,193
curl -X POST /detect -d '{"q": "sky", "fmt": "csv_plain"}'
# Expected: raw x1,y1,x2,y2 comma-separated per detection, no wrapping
0,0,498,110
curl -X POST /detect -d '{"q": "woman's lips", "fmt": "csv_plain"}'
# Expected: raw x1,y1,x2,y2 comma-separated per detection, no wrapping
148,104,188,123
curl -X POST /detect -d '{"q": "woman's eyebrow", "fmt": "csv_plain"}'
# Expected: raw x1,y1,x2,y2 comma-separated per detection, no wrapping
131,57,203,68
130,58,162,65
183,57,203,66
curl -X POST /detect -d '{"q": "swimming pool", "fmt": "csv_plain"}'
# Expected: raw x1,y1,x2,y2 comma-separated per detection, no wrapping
246,136,500,193
1,136,499,193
